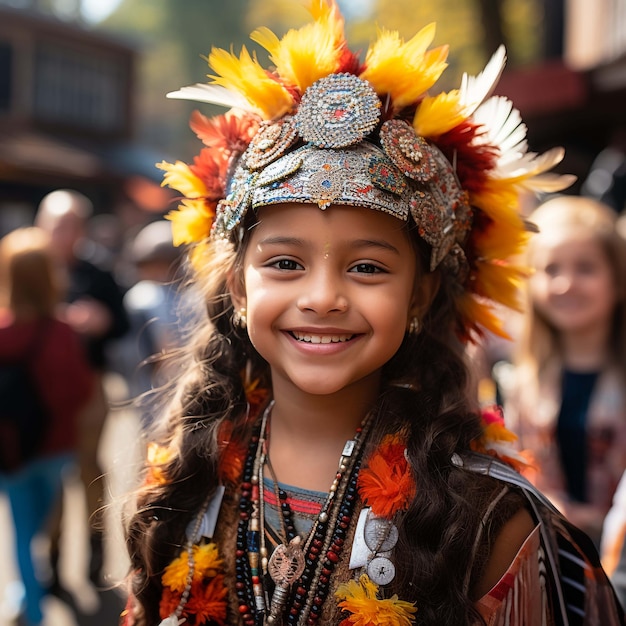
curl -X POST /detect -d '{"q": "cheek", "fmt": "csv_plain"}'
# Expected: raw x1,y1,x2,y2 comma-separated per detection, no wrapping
529,275,549,302
374,301,410,347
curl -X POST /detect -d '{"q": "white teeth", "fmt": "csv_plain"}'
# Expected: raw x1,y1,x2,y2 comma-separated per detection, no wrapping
292,332,352,344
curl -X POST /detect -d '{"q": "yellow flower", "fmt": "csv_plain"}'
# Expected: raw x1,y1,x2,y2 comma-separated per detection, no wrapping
162,543,223,592
194,543,223,579
336,574,417,626
162,549,190,592
165,199,215,247
145,442,173,485
413,90,464,138
157,160,208,198
207,46,294,120
250,0,345,93
360,24,448,111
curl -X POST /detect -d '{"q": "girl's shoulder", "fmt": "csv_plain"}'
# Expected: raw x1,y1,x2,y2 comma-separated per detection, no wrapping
462,452,624,624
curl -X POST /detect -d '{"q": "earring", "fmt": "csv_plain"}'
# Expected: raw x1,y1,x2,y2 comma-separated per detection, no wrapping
408,316,420,335
233,307,247,329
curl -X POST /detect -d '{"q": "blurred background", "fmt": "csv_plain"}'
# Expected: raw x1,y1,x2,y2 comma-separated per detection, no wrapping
0,0,624,624
0,0,625,230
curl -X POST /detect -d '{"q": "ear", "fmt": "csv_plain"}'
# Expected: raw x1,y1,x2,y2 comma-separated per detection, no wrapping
227,268,247,312
409,271,440,322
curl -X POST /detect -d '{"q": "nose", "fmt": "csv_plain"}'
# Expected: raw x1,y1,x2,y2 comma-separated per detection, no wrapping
296,267,348,315
550,273,573,295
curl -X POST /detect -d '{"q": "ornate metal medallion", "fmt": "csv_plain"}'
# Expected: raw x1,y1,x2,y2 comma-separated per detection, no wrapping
295,73,381,148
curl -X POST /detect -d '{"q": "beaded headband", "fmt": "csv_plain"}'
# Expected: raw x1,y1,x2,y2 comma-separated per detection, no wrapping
159,0,574,339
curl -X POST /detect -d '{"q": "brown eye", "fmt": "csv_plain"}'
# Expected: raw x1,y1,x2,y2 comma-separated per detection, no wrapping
350,263,381,274
272,259,301,270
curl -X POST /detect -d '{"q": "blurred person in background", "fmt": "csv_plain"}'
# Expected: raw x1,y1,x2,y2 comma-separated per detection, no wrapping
0,227,94,626
602,469,626,609
111,220,188,429
502,196,626,546
35,189,129,588
582,128,626,214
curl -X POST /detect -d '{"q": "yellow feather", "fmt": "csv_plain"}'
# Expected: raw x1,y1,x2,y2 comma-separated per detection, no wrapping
250,27,281,59
308,0,337,21
250,0,344,93
157,160,207,198
474,260,528,311
251,24,342,92
470,180,526,230
207,46,294,120
165,199,214,247
413,90,464,138
472,218,531,261
360,25,448,110
457,293,510,339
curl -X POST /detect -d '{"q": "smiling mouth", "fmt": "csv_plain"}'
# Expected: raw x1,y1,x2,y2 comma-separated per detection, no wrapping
290,331,355,344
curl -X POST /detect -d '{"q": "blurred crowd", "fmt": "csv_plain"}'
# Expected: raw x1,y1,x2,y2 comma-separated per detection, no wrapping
0,190,189,626
0,142,626,624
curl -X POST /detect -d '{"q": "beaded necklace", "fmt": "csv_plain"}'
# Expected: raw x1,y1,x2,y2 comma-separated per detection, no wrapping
233,401,371,625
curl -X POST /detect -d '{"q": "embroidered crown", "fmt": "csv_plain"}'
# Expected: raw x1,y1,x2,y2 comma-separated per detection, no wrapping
158,0,574,340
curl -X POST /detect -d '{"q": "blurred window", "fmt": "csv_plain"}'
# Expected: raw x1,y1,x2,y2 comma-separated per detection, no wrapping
32,41,127,133
0,41,11,112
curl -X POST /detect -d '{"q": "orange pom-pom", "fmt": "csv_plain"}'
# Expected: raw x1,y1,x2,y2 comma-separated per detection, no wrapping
358,434,415,518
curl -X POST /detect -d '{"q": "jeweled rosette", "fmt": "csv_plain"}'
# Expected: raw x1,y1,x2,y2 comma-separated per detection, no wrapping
295,73,381,149
244,116,299,171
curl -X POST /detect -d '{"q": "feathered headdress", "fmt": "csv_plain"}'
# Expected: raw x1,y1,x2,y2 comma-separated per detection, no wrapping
159,0,574,341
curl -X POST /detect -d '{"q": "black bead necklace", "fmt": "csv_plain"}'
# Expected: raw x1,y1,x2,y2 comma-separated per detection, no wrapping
233,402,371,625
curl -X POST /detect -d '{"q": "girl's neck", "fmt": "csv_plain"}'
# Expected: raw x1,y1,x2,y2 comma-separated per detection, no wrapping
559,325,611,371
265,376,379,491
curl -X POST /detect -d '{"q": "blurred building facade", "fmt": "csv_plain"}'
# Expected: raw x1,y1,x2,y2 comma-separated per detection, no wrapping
0,0,624,231
496,0,626,208
0,4,169,235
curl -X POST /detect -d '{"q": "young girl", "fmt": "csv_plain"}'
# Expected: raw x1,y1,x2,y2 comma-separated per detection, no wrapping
0,227,94,626
121,3,623,624
504,196,626,547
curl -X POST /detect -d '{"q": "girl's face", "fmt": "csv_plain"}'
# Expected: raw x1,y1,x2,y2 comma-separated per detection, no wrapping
233,203,424,398
530,230,618,336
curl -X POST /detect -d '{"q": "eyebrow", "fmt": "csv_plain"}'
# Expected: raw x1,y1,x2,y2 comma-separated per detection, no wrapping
256,236,306,247
256,236,401,255
350,238,401,255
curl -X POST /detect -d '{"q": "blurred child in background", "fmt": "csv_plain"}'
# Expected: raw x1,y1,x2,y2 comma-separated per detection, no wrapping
503,196,626,545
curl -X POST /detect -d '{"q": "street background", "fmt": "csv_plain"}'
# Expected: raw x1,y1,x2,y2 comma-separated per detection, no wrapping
0,374,141,626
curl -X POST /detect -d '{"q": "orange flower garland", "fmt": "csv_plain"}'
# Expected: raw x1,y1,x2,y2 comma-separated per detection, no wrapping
357,433,416,518
159,542,228,625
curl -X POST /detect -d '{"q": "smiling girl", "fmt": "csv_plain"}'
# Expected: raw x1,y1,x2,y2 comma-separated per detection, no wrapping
120,3,623,625
504,196,626,546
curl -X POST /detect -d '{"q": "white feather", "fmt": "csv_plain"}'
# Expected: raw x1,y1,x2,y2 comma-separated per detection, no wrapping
167,84,254,112
522,173,577,192
460,45,507,116
497,147,565,179
473,96,528,164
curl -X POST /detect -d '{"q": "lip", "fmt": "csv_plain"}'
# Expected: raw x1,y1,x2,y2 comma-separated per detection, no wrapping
283,328,361,352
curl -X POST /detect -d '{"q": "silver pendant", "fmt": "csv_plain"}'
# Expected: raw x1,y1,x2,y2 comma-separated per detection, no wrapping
364,515,399,553
267,536,306,586
367,556,396,585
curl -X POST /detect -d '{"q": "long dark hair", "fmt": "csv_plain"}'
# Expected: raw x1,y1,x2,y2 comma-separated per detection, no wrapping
124,216,508,625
